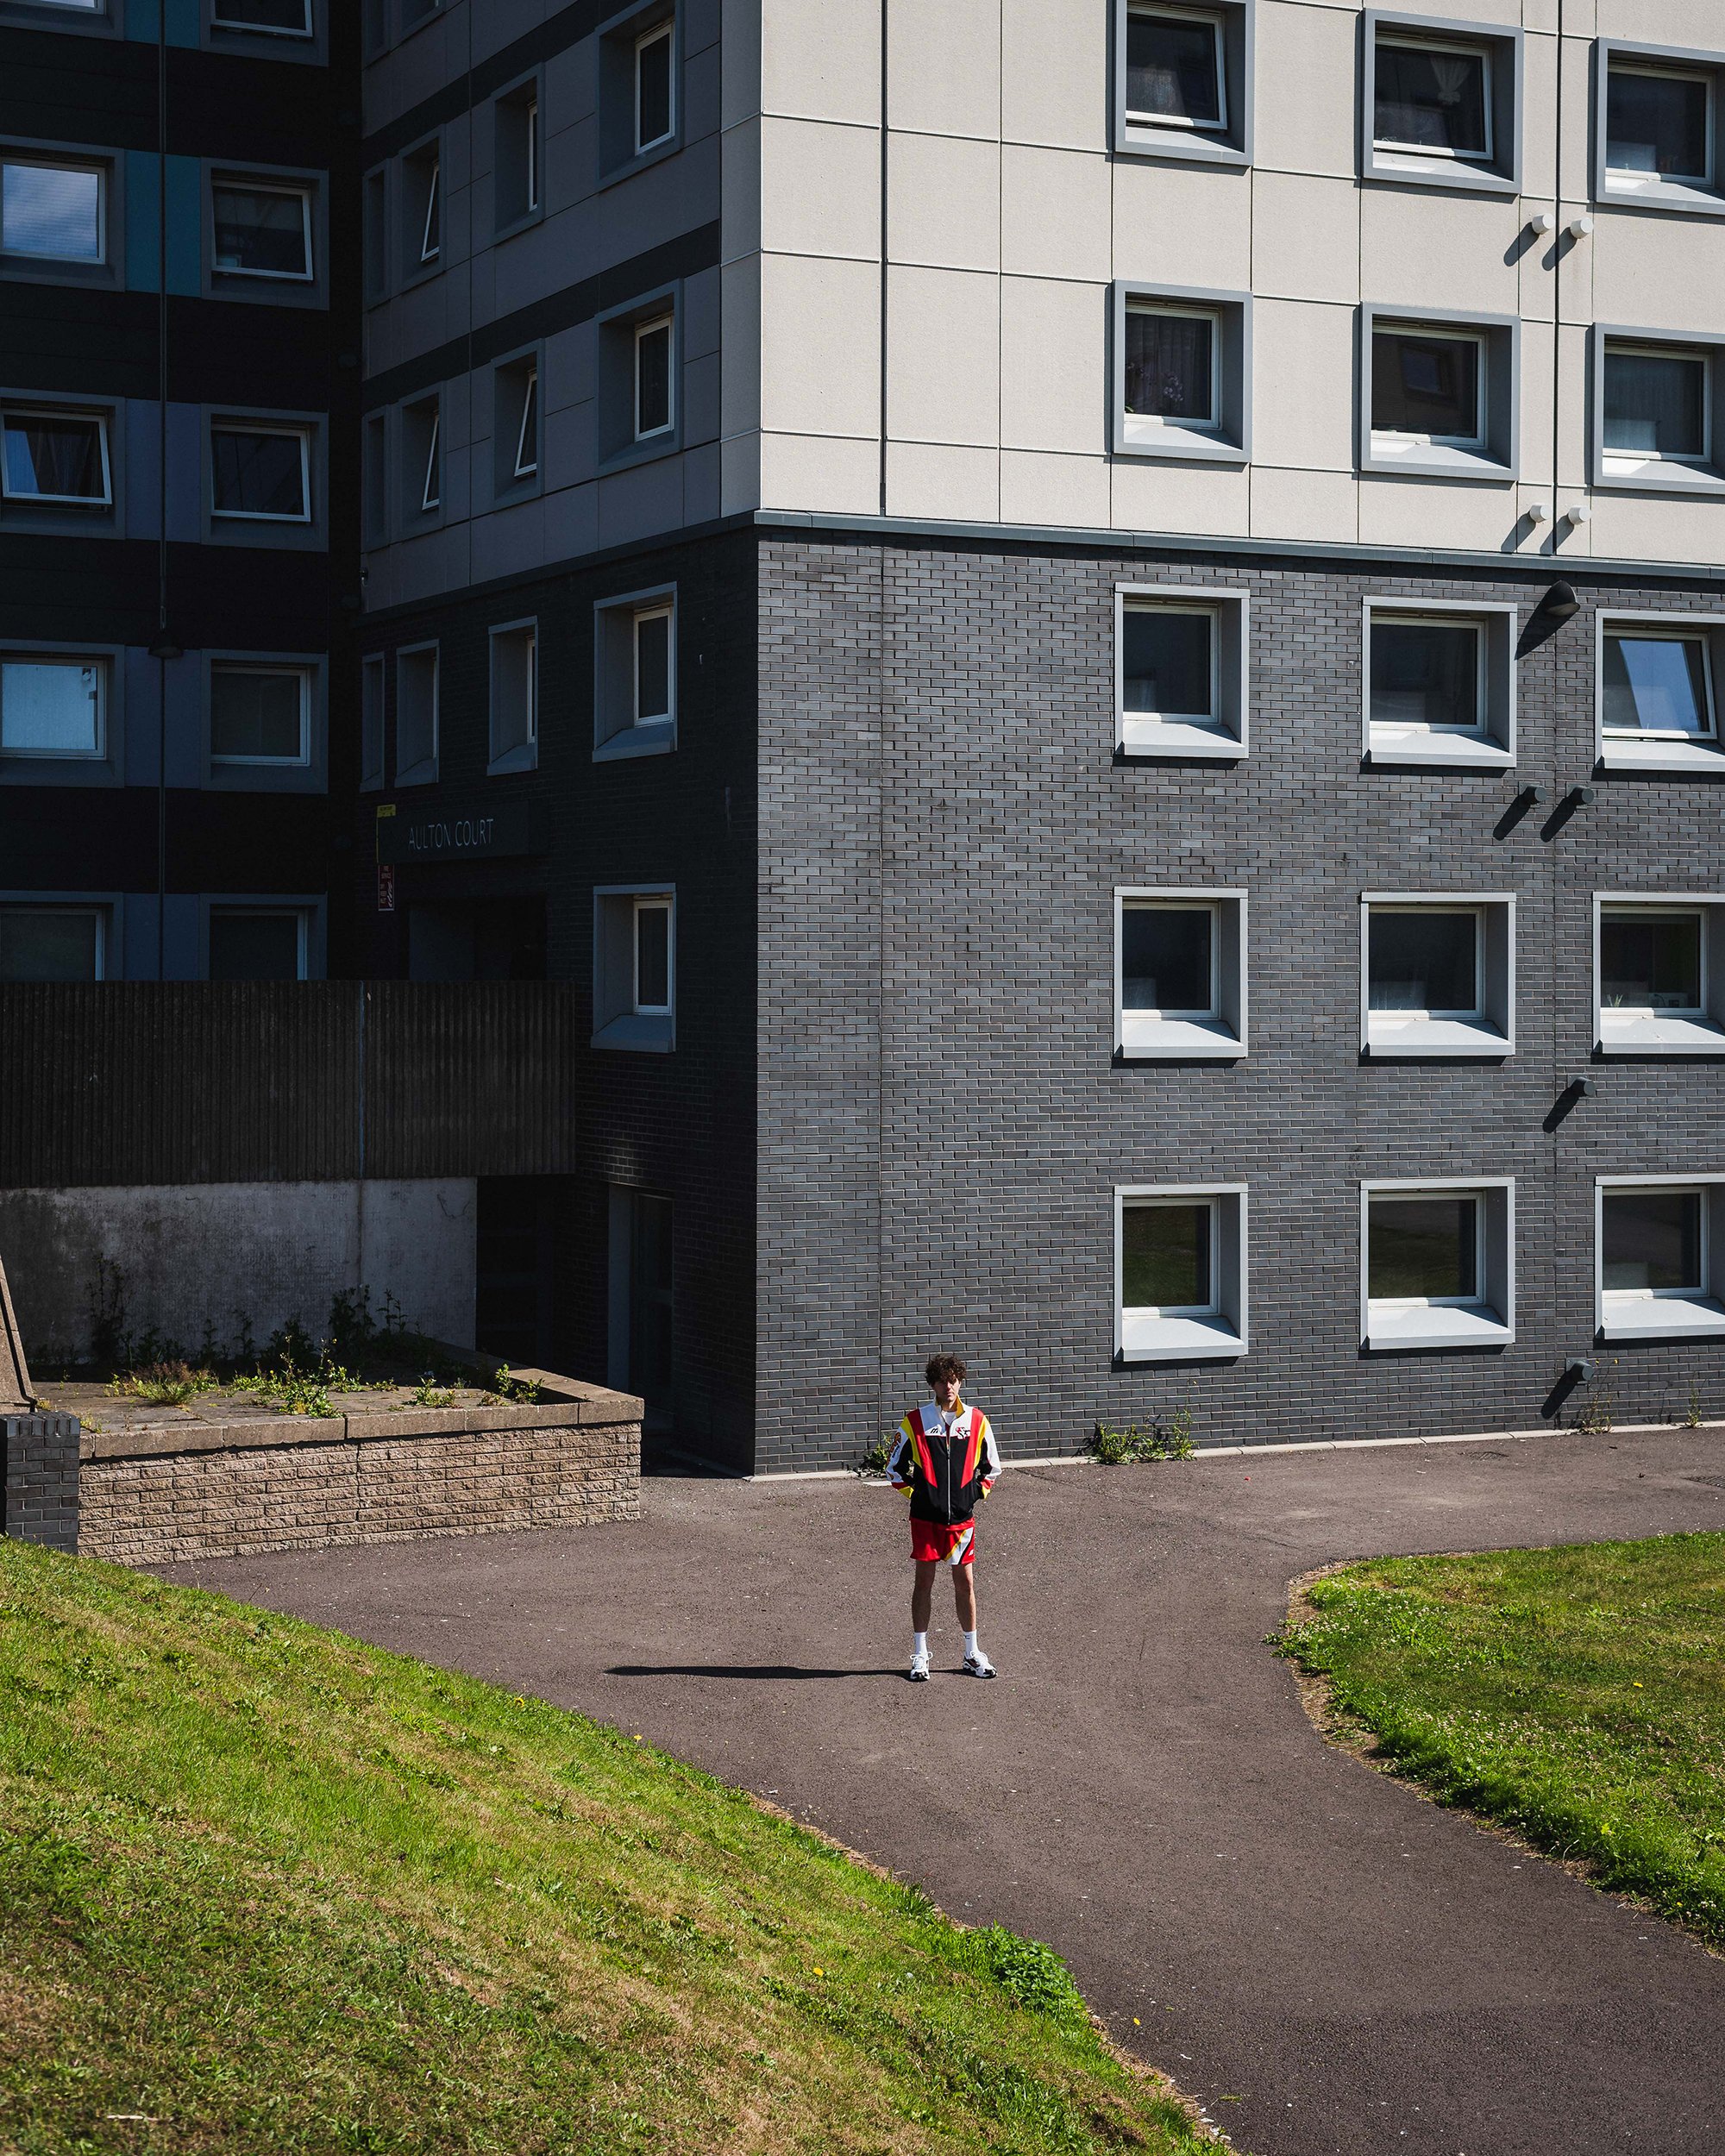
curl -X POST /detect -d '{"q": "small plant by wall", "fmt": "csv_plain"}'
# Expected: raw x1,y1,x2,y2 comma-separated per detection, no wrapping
1088,1402,1196,1463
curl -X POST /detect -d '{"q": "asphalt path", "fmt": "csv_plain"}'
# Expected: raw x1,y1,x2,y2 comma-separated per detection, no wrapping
163,1428,1725,2156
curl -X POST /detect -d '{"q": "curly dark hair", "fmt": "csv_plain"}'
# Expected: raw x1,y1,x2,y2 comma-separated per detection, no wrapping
924,1352,967,1388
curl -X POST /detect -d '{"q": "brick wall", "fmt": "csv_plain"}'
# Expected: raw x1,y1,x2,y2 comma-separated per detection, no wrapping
2,1413,80,1552
78,1401,641,1567
753,536,1725,1470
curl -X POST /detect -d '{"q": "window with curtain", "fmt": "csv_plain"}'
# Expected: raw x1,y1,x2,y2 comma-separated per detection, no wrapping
1124,307,1216,423
1126,8,1225,128
1,161,102,261
1606,66,1710,181
210,426,310,520
212,182,312,278
1603,346,1708,461
1374,41,1490,156
0,409,110,502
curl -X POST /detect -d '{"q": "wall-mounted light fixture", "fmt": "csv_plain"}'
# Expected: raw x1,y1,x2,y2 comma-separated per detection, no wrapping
1540,581,1581,621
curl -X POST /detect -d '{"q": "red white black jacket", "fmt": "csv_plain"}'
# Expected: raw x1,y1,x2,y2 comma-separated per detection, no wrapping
888,1401,1001,1526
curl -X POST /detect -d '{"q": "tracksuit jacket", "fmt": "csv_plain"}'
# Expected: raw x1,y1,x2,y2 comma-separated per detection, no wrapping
887,1401,1001,1525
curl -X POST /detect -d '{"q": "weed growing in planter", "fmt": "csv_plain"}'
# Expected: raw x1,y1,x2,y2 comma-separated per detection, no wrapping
1088,1407,1195,1463
110,1361,220,1408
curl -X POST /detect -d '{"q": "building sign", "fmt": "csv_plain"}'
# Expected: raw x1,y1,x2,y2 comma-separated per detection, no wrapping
377,862,395,913
375,798,545,865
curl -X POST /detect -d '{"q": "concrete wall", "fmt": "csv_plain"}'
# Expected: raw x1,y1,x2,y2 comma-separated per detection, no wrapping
0,1180,476,1366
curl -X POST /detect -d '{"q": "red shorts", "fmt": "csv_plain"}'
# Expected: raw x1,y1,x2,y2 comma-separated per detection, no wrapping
911,1518,977,1566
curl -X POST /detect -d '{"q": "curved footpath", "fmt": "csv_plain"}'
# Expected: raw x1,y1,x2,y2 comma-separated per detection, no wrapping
168,1428,1725,2156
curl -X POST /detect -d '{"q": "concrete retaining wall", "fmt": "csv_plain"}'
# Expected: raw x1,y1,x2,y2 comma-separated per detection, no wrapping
0,1180,477,1364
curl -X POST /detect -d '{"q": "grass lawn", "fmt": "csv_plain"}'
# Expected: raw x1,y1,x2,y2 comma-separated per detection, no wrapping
0,1540,1215,2156
1276,1531,1725,1949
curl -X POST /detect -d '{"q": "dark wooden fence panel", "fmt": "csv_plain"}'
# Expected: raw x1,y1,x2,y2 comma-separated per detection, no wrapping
0,983,582,1188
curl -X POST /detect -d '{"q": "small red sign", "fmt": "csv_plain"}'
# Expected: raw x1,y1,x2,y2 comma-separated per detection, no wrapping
377,862,396,913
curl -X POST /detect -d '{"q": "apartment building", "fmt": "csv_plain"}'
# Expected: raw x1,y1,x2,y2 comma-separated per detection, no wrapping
8,0,1722,1470
0,0,358,982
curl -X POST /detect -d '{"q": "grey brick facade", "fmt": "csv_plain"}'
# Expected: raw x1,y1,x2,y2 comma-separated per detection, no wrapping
752,536,1725,1472
3,1413,80,1553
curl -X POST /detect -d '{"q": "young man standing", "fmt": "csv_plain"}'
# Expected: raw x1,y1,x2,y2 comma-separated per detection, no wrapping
887,1353,1001,1682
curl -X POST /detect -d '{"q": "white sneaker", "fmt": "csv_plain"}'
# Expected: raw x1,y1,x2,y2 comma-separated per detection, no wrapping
963,1649,996,1679
908,1647,932,1682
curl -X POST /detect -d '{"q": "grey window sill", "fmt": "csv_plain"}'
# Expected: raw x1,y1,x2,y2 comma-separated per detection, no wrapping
1120,1018,1244,1061
494,206,545,245
598,431,681,478
1364,150,1519,196
597,136,682,192
395,760,439,788
1120,1313,1245,1363
1599,1294,1725,1341
1599,177,1725,219
1117,422,1246,466
1595,456,1725,497
1119,718,1246,761
1118,126,1248,169
1365,1017,1512,1057
1364,1301,1511,1351
1364,439,1514,483
1597,1013,1725,1055
593,722,675,763
207,762,324,794
593,1012,674,1053
1366,730,1514,771
1599,735,1725,777
0,256,122,291
0,755,119,788
486,743,537,777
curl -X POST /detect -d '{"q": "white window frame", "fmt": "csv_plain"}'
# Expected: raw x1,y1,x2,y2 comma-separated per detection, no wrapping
594,585,678,760
1367,612,1486,735
0,404,112,506
513,364,539,479
0,900,108,981
487,616,538,775
1125,4,1228,133
0,156,106,265
210,422,311,523
208,661,311,768
1115,887,1247,1060
593,882,676,1051
1122,300,1223,434
1361,1178,1514,1351
1602,340,1711,467
634,20,676,155
633,600,674,726
1594,610,1725,775
1592,893,1725,1055
1360,892,1515,1058
1114,1183,1247,1363
211,0,315,34
526,96,540,210
1114,584,1249,760
1596,1175,1725,1341
394,640,440,787
207,903,310,981
1369,903,1484,1019
632,894,673,1016
1362,598,1516,772
1600,623,1716,742
0,649,107,760
417,157,440,264
1604,60,1715,190
419,408,441,511
634,314,674,441
1372,34,1494,163
1371,324,1486,451
211,179,313,282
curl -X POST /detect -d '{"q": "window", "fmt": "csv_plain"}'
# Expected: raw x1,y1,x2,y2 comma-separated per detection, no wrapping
1596,612,1725,775
210,423,310,522
1361,1181,1514,1351
635,316,673,440
208,906,307,981
1361,308,1517,478
401,396,440,520
1363,601,1515,768
0,653,103,757
594,586,677,757
1361,893,1514,1056
494,78,543,233
1115,586,1247,759
1594,897,1725,1055
1115,1185,1247,1362
212,0,312,29
593,884,676,1050
0,904,104,981
1593,329,1725,492
1596,1178,1725,1341
1113,283,1250,462
1116,888,1245,1059
1363,13,1521,193
1,405,110,505
636,21,674,154
489,619,537,774
363,166,387,304
492,354,541,496
212,180,312,279
1596,42,1725,215
361,653,385,790
401,141,439,275
395,642,438,786
210,664,309,765
1,159,103,263
1115,0,1251,165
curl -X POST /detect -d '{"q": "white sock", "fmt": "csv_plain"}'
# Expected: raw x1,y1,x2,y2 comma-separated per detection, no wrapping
963,1630,979,1659
913,1631,928,1658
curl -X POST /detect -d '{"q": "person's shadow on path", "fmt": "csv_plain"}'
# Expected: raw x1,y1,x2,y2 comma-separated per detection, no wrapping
605,1664,904,1680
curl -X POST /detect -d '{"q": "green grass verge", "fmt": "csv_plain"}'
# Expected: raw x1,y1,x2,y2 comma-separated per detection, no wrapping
0,1540,1215,2156
1275,1532,1725,1948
